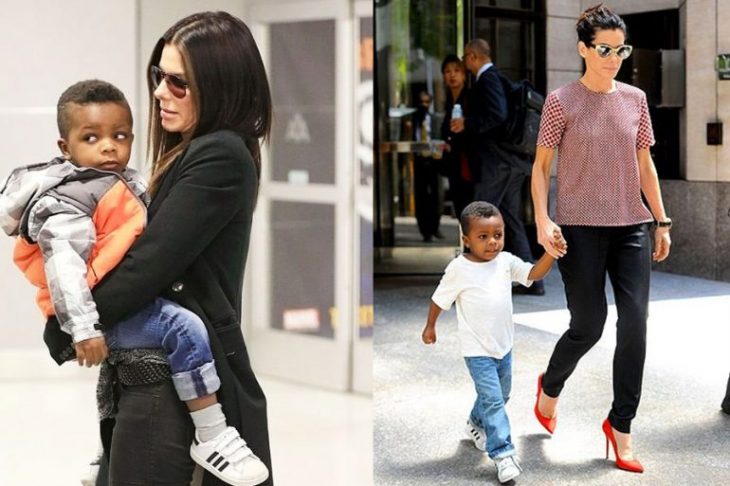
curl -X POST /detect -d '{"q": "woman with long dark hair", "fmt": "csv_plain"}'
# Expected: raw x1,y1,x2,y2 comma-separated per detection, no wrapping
47,11,274,485
531,4,671,474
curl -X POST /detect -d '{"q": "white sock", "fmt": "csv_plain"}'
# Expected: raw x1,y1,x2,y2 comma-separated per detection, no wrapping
190,403,227,442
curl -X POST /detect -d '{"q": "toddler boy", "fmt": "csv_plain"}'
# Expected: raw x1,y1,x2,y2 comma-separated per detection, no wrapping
421,201,565,483
0,80,268,486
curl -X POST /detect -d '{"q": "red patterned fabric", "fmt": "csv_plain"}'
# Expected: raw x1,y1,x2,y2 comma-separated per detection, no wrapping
537,80,655,226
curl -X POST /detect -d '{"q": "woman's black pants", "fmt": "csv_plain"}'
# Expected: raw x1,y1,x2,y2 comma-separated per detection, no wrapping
542,223,651,433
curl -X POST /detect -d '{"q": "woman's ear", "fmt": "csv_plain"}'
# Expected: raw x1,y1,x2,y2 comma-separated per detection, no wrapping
577,41,588,59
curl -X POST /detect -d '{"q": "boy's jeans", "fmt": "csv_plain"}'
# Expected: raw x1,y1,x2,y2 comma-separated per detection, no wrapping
105,297,221,401
464,351,515,459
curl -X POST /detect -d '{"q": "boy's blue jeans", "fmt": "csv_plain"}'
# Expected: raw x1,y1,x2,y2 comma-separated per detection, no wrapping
464,351,515,459
105,297,221,401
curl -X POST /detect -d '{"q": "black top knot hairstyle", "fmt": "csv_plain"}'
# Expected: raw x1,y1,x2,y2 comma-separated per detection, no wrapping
576,3,627,46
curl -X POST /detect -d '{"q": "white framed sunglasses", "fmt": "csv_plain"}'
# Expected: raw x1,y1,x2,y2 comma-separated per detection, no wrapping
589,42,633,59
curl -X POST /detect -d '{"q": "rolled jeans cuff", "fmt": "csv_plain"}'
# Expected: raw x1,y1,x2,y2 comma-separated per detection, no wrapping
171,361,221,401
492,447,516,460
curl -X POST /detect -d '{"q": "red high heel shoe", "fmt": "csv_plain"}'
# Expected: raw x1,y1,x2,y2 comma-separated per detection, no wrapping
601,419,644,473
534,373,556,434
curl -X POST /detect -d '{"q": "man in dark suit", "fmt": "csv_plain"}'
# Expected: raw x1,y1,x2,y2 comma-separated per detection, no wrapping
451,38,544,295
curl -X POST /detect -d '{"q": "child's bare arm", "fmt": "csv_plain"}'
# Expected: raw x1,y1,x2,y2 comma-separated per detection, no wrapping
422,300,442,344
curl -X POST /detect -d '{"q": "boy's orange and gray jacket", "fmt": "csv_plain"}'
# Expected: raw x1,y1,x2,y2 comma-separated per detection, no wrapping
0,158,147,344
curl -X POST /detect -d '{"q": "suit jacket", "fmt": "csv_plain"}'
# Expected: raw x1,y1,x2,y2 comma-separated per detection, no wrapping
465,65,509,183
44,129,273,486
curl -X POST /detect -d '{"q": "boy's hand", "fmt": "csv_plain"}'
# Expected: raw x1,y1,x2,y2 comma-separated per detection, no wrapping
553,229,568,254
422,326,437,345
75,336,108,367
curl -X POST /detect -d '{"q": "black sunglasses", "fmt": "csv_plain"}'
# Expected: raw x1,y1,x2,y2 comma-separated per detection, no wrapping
150,65,189,98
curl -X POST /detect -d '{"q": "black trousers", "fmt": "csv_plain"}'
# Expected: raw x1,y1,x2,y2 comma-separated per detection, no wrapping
414,156,442,240
447,173,474,220
542,223,651,433
107,380,197,485
473,160,534,265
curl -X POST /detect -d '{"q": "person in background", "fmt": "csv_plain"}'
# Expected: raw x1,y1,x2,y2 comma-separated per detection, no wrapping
452,39,544,295
413,90,444,242
440,54,473,219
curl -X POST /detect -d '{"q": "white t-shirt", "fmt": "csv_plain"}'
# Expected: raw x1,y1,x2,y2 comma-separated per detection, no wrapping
431,252,534,358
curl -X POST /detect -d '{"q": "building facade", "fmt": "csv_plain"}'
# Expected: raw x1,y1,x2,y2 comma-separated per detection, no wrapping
375,0,730,281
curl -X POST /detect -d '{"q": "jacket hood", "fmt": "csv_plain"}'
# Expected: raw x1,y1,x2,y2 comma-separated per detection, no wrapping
0,158,78,236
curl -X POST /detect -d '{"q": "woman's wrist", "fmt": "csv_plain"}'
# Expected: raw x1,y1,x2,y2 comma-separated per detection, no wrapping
536,214,552,226
654,217,672,229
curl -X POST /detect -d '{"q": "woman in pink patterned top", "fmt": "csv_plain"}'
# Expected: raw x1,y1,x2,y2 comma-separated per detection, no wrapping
530,4,671,474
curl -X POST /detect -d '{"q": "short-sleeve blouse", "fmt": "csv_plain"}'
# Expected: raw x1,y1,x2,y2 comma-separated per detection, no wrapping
536,80,655,226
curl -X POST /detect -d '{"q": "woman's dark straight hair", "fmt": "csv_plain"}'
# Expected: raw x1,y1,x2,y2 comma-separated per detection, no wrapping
147,11,272,194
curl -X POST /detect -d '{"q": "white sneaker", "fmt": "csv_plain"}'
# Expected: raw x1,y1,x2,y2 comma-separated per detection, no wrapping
464,418,487,451
495,455,522,483
190,427,269,486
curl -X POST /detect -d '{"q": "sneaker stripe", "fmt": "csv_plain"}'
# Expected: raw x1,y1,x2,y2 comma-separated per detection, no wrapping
193,437,199,446
218,461,229,472
212,456,224,468
206,452,219,463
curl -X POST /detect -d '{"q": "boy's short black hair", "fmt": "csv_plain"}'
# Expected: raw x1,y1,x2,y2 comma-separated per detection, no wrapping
460,201,502,233
56,80,132,138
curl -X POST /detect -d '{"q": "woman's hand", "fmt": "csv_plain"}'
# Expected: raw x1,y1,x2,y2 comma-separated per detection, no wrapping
653,227,671,262
537,217,567,258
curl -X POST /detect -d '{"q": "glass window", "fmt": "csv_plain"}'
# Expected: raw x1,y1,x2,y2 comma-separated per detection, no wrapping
359,16,374,188
376,0,459,141
475,0,536,10
475,17,535,82
270,20,336,184
270,201,336,339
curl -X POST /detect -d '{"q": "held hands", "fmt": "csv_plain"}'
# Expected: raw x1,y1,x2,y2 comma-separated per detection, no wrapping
653,227,671,262
553,229,567,254
422,325,437,345
75,336,108,367
537,218,567,258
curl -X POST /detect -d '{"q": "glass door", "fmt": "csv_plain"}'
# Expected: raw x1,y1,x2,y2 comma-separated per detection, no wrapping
374,0,464,274
245,1,372,392
353,1,374,393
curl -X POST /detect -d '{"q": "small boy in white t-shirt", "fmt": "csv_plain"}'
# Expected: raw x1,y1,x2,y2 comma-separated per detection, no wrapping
421,201,565,484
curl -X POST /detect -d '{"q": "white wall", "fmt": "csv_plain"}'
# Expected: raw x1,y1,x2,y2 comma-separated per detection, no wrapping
0,1,137,349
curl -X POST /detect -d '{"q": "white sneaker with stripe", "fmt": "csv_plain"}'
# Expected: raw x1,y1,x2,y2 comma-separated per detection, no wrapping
464,418,487,452
190,426,269,486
